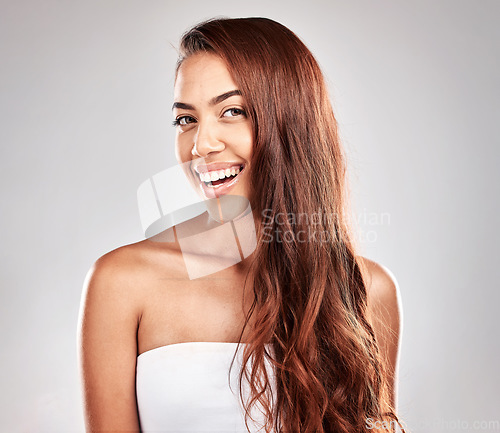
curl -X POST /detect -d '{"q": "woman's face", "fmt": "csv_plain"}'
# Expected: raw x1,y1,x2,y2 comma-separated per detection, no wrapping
173,52,253,200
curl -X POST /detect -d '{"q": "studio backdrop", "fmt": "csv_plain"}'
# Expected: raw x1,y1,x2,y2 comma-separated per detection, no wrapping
0,0,498,431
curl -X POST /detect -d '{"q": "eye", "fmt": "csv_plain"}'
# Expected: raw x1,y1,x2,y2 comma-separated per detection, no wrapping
222,108,246,118
172,116,196,127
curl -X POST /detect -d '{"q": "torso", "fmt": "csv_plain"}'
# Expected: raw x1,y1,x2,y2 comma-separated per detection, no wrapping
114,216,380,359
127,226,257,357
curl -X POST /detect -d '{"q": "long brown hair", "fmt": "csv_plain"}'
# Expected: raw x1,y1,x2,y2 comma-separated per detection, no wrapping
176,17,405,433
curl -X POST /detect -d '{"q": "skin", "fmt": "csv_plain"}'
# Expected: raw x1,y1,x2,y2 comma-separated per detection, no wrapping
174,52,253,201
77,53,403,432
362,257,403,411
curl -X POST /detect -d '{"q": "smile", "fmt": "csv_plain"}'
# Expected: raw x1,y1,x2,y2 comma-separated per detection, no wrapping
193,163,245,197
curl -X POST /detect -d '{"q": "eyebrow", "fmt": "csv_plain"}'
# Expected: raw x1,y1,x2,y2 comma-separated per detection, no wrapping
172,90,242,111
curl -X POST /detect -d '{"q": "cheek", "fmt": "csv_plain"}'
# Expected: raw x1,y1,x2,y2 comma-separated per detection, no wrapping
240,141,253,162
174,136,191,163
224,124,253,160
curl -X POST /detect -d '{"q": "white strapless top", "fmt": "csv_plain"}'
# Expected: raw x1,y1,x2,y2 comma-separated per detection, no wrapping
136,342,276,433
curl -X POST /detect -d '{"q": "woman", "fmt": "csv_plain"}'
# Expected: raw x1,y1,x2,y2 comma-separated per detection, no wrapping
78,17,405,433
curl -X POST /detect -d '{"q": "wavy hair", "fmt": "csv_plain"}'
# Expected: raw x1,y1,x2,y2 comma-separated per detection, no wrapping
175,17,405,433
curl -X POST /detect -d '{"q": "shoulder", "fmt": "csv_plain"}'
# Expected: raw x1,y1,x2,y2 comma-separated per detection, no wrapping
78,238,184,367
356,257,403,356
83,241,147,303
81,239,183,320
357,256,403,322
78,240,171,431
85,237,184,290
80,242,147,330
357,256,403,407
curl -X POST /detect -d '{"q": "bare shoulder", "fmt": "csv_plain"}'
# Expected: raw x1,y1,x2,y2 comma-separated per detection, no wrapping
357,256,403,408
357,257,402,315
359,256,403,348
81,236,188,325
82,238,184,302
82,241,147,314
78,237,185,361
77,238,183,431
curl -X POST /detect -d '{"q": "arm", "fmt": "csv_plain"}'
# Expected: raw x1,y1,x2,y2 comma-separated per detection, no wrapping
361,257,403,411
77,250,143,432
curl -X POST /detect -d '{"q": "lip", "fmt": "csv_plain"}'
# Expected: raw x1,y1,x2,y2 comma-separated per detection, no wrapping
195,163,245,199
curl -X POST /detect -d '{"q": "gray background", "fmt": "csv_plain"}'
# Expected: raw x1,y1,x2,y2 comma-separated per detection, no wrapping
1,0,498,431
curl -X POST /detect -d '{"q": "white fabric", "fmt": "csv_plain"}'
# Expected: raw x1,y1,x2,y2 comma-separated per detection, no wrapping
136,342,276,433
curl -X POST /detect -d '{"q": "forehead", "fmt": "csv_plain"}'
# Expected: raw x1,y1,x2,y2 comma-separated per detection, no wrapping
174,53,239,101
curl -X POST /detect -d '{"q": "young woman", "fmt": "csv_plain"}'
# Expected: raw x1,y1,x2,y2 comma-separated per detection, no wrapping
78,17,405,433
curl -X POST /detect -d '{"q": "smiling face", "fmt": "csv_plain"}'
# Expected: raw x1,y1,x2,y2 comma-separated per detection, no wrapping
173,52,253,200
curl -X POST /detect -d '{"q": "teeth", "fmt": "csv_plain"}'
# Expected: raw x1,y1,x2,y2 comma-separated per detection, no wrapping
198,165,243,183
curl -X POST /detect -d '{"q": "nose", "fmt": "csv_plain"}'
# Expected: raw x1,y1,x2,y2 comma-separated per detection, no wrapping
191,121,225,157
